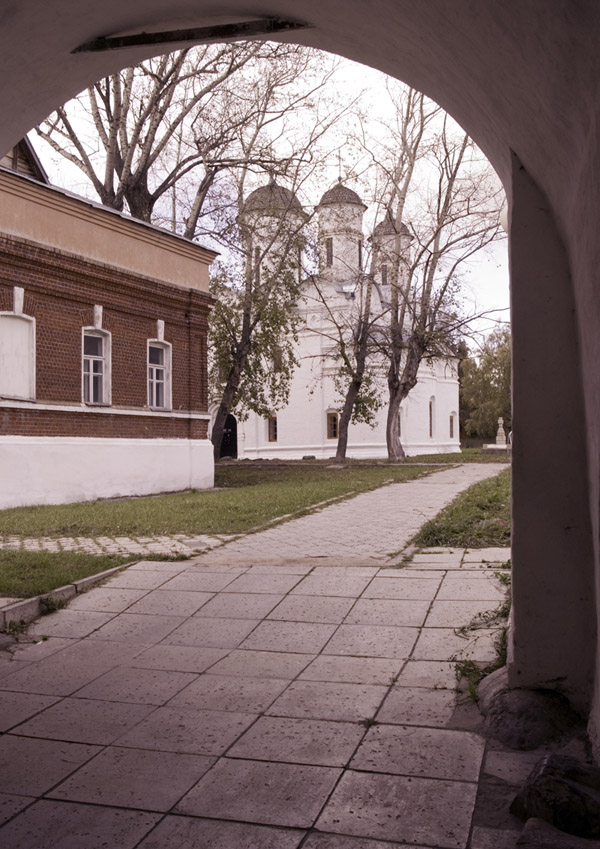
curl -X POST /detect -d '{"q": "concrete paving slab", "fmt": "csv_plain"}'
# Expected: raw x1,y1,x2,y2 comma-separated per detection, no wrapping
66,587,148,612
0,692,59,731
482,750,540,784
362,576,442,600
176,757,341,827
72,665,196,705
128,644,229,673
240,620,338,654
377,686,457,727
115,706,255,755
299,655,402,685
207,649,314,679
87,612,186,644
27,610,114,639
0,639,149,695
222,572,305,594
413,627,498,663
159,571,239,592
267,595,355,623
345,598,430,627
0,800,160,848
135,815,305,848
168,673,289,713
0,735,100,796
310,566,380,576
8,636,75,662
303,836,436,849
246,563,314,574
162,616,260,648
316,770,477,846
49,746,215,811
125,589,213,616
426,599,504,628
194,591,284,619
351,724,485,781
291,574,372,598
13,698,155,744
396,660,458,689
437,574,506,601
128,560,188,572
228,715,365,766
266,680,387,722
463,547,511,563
0,792,35,827
470,826,519,848
103,571,173,589
323,624,418,659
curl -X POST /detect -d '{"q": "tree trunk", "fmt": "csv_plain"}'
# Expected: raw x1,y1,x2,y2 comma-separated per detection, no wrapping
335,378,361,464
386,386,406,462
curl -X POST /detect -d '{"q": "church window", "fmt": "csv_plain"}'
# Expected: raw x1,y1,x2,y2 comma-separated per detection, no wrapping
268,416,278,442
83,329,111,405
254,246,261,283
397,407,402,438
358,239,363,270
381,264,388,285
449,414,455,439
148,341,172,409
327,412,339,439
326,237,333,266
428,397,435,438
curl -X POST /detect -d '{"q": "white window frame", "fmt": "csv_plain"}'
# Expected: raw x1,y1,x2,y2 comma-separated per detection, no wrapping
147,339,172,410
82,328,111,406
267,416,278,442
327,411,339,439
0,312,36,400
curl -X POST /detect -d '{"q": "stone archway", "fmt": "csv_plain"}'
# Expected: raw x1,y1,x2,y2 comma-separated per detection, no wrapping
2,0,600,748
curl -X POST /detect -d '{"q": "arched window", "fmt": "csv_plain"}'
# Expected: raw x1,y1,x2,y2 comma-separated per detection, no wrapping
358,239,363,270
326,237,333,267
82,328,111,405
429,397,435,439
381,264,388,286
449,411,457,439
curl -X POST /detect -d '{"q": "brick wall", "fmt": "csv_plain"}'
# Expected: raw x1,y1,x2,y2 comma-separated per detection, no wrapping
0,233,213,439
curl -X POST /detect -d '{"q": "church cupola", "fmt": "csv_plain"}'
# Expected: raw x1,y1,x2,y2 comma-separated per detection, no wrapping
317,180,366,284
372,211,413,300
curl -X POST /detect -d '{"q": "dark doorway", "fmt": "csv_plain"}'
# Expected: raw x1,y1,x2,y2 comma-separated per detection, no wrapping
219,413,238,459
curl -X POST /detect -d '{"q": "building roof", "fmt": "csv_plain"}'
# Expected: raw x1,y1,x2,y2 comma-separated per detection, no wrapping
318,180,365,208
242,180,304,216
373,212,412,239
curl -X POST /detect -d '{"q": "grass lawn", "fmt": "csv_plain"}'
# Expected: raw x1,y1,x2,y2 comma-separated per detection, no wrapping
408,448,510,464
412,467,511,548
0,463,434,540
0,551,133,598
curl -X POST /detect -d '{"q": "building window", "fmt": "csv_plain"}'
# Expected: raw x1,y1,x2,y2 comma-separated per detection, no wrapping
82,329,111,405
449,414,455,439
397,407,402,438
148,341,172,409
381,264,388,286
428,397,435,439
0,289,35,400
327,412,339,439
268,416,278,442
326,237,333,267
254,246,261,283
358,239,363,270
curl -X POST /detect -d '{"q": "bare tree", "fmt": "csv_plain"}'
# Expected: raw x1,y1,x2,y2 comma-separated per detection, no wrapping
362,88,505,460
34,43,339,237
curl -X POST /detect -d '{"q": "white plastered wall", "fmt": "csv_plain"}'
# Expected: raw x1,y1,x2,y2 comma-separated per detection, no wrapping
0,437,214,508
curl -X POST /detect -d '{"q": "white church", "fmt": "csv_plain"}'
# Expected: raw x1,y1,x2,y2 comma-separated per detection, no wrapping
223,180,460,460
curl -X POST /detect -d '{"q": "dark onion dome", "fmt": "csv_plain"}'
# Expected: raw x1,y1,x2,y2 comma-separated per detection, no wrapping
373,212,412,239
242,180,304,216
318,180,366,208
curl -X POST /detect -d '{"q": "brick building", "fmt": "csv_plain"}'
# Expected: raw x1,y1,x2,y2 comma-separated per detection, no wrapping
0,146,216,508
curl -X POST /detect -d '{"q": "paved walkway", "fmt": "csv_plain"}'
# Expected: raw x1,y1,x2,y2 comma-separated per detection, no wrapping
0,464,523,849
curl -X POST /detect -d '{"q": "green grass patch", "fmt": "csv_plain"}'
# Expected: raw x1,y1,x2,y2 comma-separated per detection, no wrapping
408,448,510,464
0,464,433,539
412,467,511,548
0,550,132,598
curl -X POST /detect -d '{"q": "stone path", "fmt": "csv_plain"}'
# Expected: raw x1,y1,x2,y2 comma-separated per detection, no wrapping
0,464,522,848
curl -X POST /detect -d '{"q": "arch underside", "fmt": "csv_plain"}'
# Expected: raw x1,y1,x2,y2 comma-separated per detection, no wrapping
1,0,600,739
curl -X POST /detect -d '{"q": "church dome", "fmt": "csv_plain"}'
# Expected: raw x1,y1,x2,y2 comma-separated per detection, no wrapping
242,181,303,216
373,213,412,239
318,180,365,208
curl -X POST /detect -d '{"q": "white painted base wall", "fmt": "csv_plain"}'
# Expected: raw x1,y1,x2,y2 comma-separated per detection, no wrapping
0,436,214,508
